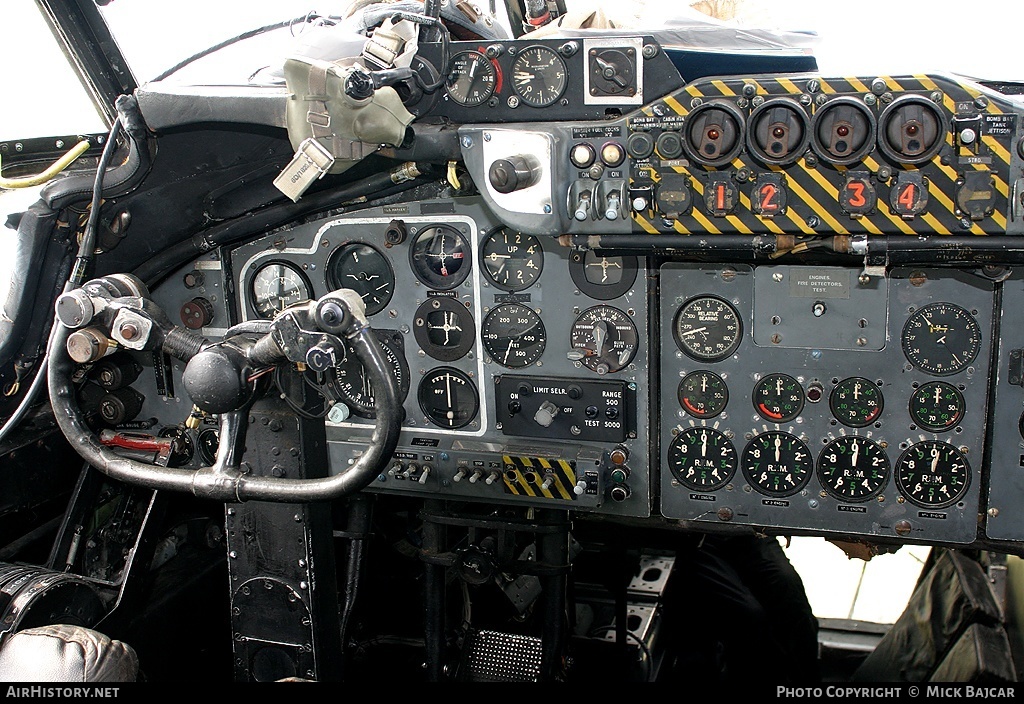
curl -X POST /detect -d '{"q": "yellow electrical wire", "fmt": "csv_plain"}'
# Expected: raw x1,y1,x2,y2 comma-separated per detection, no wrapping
0,140,91,189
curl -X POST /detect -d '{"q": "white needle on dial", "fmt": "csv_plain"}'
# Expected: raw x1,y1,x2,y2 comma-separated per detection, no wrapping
774,435,781,462
851,439,860,467
931,447,940,473
700,430,707,457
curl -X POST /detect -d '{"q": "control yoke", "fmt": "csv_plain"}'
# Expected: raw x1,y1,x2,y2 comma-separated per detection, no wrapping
48,274,402,503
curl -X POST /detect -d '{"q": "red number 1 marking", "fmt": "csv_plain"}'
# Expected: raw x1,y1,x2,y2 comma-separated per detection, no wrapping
716,183,726,211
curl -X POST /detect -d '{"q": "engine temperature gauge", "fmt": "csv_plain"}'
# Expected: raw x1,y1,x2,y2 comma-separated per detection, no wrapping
909,381,965,432
829,377,883,428
568,306,638,374
678,370,729,419
752,373,804,423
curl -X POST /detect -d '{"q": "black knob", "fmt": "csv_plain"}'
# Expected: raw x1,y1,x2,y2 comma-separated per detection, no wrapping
488,157,537,194
180,297,214,330
627,133,654,160
344,68,374,100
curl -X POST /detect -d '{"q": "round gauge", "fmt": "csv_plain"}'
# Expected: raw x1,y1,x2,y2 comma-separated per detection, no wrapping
330,331,410,418
409,224,472,290
568,251,638,300
250,262,311,319
752,373,805,423
481,303,546,368
668,427,738,491
741,431,813,497
901,302,981,376
568,306,638,374
910,381,965,432
829,377,884,428
510,45,567,108
158,426,194,468
197,428,219,466
817,436,890,502
417,367,479,430
480,230,543,292
445,50,497,107
413,297,475,362
895,440,970,508
673,295,742,363
678,370,729,419
326,242,394,316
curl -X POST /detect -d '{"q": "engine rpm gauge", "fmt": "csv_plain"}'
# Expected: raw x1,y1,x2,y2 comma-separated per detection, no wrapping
480,230,543,292
901,302,981,376
678,370,729,419
829,377,884,428
741,431,813,496
417,367,479,430
752,373,805,423
895,440,970,508
250,262,311,319
445,50,497,107
673,295,742,362
910,381,965,432
817,436,890,501
510,45,567,108
327,242,394,316
481,303,546,368
409,225,472,290
668,427,737,491
568,306,638,374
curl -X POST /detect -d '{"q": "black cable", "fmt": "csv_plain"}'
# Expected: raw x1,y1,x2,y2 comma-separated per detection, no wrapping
273,365,331,420
151,16,324,82
0,116,123,446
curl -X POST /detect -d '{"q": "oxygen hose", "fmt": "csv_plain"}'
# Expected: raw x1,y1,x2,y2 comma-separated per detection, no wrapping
0,117,122,445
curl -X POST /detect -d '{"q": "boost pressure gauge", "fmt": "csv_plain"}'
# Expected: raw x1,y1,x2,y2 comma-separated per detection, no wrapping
752,373,804,423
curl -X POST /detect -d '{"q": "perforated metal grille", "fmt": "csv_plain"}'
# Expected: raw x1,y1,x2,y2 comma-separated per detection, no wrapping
464,630,543,682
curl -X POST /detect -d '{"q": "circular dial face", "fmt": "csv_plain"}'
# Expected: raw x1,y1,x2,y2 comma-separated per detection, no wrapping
326,243,395,316
901,302,981,376
741,431,813,496
569,306,638,374
673,295,742,362
158,426,194,468
895,440,971,508
480,230,543,292
417,367,479,430
413,297,476,362
752,373,805,423
481,303,546,369
568,251,638,300
817,436,890,502
250,262,311,319
196,428,219,466
445,50,497,107
510,45,567,108
829,377,884,428
910,381,966,432
668,427,738,491
409,225,472,290
678,370,729,419
330,332,411,418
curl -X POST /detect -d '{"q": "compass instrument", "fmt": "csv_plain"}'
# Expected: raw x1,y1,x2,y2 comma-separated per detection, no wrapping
673,295,742,363
901,302,981,376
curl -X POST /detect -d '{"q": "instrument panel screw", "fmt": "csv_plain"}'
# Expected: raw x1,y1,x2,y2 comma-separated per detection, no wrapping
856,337,867,347
461,136,473,148
871,78,887,94
742,83,756,97
751,95,764,107
930,91,943,103
483,132,491,141
989,508,1000,518
807,79,820,93
642,43,658,59
798,94,811,106
690,97,703,108
772,272,784,282
974,96,989,109
880,91,893,103
814,94,828,107
863,93,877,106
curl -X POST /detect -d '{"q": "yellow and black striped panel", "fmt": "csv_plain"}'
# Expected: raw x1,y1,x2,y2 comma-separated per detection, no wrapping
631,74,1016,236
502,455,578,501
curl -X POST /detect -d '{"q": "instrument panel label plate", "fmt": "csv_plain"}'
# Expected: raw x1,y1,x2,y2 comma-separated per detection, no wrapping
790,269,851,298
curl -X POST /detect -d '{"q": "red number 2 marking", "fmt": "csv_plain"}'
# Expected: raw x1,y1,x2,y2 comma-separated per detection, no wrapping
759,183,778,211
